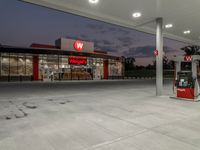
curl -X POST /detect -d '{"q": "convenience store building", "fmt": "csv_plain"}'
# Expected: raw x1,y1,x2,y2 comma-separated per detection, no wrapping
0,38,124,81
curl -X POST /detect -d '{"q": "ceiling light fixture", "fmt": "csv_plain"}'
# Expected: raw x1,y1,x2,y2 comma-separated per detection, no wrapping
132,12,142,18
89,0,99,4
183,30,191,34
165,24,173,28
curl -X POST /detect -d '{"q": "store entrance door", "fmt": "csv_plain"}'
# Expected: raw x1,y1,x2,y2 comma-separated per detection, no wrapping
41,65,59,81
42,67,51,81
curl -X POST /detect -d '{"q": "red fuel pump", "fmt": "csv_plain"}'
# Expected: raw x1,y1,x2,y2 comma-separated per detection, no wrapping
171,55,200,101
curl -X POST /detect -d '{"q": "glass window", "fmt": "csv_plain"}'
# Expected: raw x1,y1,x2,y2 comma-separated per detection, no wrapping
0,53,34,77
47,55,59,71
109,59,122,76
0,54,1,76
1,54,9,75
39,55,60,80
10,54,18,75
93,58,104,79
61,56,69,68
39,55,46,80
18,56,26,75
26,56,33,75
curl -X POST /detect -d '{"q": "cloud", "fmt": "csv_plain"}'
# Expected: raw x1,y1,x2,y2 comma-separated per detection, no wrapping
95,43,116,52
124,45,179,58
108,27,117,32
134,46,155,57
87,23,105,30
122,47,135,57
117,36,134,47
93,38,124,54
80,34,89,39
102,40,113,45
122,43,130,47
164,46,176,53
66,22,179,60
66,35,79,40
99,30,107,34
117,36,132,43
117,28,130,35
95,45,117,52
93,38,113,47
87,23,132,36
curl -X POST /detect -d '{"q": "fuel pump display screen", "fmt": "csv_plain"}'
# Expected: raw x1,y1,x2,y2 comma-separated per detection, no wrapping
181,62,191,71
177,71,194,88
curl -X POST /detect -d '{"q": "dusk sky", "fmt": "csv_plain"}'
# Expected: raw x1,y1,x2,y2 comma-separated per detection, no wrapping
0,0,187,66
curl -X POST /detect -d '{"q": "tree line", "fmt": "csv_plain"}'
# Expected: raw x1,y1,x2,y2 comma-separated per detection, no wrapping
124,45,200,72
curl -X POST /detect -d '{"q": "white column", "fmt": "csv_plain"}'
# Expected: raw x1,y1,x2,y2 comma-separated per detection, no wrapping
156,18,163,96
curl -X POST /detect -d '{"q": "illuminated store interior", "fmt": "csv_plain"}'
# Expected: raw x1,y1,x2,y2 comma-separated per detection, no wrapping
0,38,124,81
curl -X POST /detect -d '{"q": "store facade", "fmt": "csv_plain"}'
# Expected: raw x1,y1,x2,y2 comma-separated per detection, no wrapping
0,38,124,82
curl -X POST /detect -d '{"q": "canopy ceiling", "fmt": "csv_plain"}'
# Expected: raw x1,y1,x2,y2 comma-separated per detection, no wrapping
21,0,200,45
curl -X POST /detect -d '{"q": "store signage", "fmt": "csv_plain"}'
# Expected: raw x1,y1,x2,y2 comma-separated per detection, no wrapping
73,41,84,51
68,56,87,65
177,88,186,92
184,55,192,61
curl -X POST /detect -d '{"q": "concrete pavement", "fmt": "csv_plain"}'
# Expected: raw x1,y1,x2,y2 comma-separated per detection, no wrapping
0,79,200,150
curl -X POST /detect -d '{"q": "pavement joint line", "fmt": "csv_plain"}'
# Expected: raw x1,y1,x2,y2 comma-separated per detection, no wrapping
84,119,120,137
92,105,200,135
80,129,148,150
147,117,192,130
131,111,200,130
145,114,200,149
92,107,155,128
149,113,200,131
150,126,200,149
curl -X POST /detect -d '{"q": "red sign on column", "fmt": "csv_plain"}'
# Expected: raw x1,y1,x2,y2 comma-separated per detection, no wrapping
154,50,158,56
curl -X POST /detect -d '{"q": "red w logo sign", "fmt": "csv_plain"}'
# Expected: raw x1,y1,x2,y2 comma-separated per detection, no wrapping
184,55,192,61
74,41,84,51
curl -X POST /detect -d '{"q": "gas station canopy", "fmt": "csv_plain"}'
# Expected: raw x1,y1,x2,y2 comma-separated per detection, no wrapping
20,0,200,96
21,0,200,44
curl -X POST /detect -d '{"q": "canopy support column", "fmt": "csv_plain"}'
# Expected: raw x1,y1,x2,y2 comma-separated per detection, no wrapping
156,18,163,96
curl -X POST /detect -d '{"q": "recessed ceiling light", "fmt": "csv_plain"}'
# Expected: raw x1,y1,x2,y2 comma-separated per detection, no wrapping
132,12,142,18
165,24,173,28
183,30,191,34
89,0,99,4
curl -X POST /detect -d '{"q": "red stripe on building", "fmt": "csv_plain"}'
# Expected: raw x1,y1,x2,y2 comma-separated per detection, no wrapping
104,60,109,79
